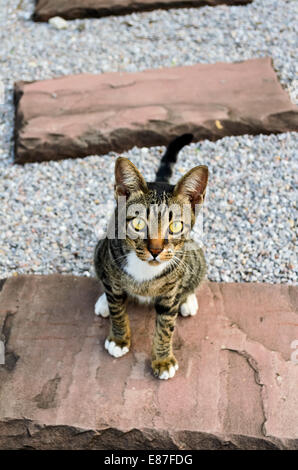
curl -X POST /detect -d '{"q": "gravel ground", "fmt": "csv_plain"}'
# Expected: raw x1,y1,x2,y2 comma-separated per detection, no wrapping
0,0,297,282
0,133,296,283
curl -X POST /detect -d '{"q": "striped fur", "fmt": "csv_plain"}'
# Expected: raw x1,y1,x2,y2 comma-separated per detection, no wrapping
94,135,208,379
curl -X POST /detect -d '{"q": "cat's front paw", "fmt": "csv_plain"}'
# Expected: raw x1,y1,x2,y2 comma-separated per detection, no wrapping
104,337,130,358
95,293,110,317
180,293,198,317
152,356,179,380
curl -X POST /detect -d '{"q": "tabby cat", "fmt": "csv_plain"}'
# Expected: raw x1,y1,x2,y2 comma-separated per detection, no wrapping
94,134,208,379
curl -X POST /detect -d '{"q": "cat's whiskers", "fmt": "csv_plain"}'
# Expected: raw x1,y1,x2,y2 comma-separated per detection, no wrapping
172,255,198,277
111,253,129,264
174,250,199,258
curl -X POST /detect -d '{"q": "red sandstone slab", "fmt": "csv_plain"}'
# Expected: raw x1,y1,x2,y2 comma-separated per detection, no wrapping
14,58,298,164
0,275,297,449
33,0,253,22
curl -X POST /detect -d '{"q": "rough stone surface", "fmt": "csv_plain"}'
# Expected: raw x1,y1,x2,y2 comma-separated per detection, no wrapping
14,57,298,164
33,0,253,22
0,275,297,449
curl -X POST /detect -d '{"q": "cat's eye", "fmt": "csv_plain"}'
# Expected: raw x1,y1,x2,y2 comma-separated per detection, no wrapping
132,217,146,231
169,221,183,234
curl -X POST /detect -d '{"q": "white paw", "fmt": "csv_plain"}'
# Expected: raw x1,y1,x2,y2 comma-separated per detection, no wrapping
159,364,179,380
180,293,198,317
104,338,129,358
95,293,110,317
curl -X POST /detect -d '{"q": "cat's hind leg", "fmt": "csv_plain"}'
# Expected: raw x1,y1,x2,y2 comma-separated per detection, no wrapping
180,293,198,317
94,292,110,317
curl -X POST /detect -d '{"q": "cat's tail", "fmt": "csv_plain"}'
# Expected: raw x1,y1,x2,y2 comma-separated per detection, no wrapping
155,133,193,183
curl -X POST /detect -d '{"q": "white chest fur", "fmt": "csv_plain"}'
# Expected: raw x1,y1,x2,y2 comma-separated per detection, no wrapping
123,251,171,283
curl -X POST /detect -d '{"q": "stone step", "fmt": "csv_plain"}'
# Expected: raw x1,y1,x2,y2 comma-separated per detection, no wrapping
33,0,253,22
0,275,297,449
14,57,298,164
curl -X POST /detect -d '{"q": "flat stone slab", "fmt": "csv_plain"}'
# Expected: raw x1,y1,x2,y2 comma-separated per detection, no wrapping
33,0,253,22
14,57,298,163
0,275,297,449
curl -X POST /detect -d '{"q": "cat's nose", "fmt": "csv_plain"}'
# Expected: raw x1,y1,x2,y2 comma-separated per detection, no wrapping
148,240,163,259
149,247,163,259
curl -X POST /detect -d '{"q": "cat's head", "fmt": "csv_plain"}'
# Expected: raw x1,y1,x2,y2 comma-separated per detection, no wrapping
114,157,208,265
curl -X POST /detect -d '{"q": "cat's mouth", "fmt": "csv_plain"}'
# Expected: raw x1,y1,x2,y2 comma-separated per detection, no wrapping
148,259,161,266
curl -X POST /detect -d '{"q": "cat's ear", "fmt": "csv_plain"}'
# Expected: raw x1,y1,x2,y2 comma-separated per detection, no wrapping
173,165,208,210
114,157,148,199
